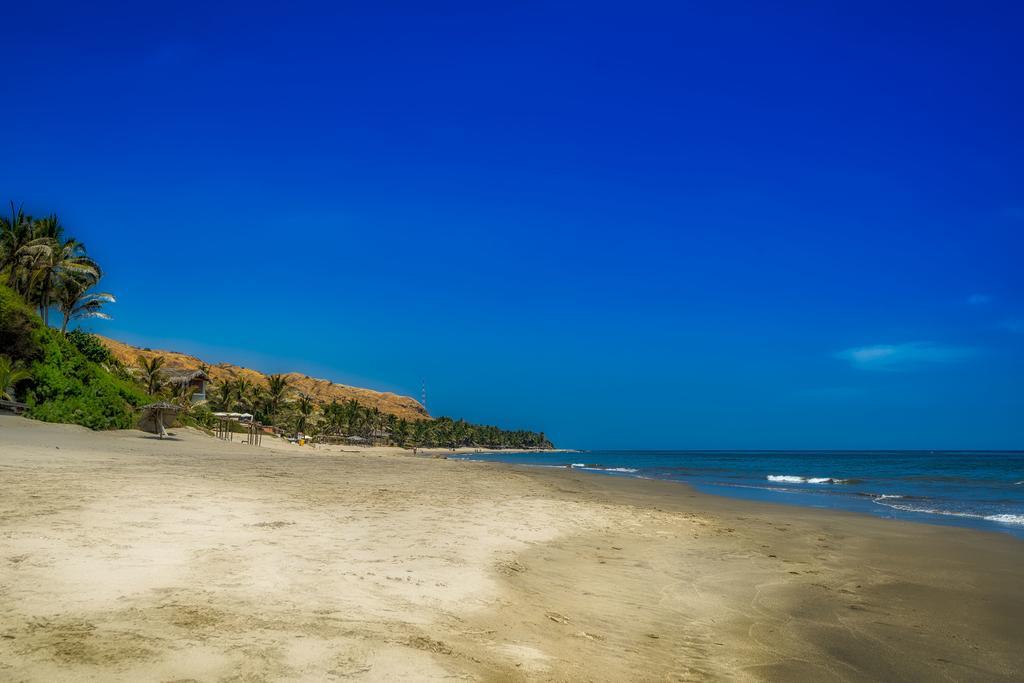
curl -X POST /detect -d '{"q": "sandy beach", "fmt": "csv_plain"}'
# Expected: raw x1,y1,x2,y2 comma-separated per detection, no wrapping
1,415,1022,682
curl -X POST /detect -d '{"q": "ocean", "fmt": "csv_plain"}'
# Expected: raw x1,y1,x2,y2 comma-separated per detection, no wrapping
453,450,1024,539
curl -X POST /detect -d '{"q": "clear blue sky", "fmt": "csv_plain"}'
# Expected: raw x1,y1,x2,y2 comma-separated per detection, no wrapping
3,2,1022,449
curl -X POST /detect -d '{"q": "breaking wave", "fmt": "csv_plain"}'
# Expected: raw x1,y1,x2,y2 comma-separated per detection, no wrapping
573,465,640,473
984,514,1024,525
871,496,1024,525
766,474,848,484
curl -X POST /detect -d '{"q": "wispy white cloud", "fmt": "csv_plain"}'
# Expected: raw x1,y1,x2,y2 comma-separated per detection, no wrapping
835,342,977,370
967,293,992,305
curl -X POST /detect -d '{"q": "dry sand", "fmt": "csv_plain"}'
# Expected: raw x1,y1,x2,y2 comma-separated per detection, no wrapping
1,414,1022,681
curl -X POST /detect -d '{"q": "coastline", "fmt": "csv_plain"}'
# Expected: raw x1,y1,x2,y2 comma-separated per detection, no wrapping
455,449,1024,539
2,415,1021,680
211,438,576,459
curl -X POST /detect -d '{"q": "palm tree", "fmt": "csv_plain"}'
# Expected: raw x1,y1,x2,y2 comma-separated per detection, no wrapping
0,355,31,401
322,399,344,434
432,417,456,449
55,274,115,333
412,420,428,449
385,413,398,444
20,234,100,325
0,203,34,289
250,385,269,420
137,355,166,395
394,418,410,447
342,398,362,435
296,393,315,435
31,214,67,242
367,406,383,440
212,382,236,411
265,374,290,424
234,378,254,412
452,419,470,448
170,378,195,410
2,206,111,331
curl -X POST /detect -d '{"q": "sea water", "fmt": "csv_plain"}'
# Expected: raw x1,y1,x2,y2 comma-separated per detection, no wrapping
453,450,1024,539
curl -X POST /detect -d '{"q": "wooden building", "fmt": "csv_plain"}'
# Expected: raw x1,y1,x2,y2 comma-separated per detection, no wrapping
164,368,211,403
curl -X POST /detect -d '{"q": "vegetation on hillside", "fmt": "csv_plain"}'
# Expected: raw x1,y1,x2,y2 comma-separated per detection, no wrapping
0,203,142,428
2,200,553,447
136,356,167,395
25,327,150,429
0,284,147,428
99,336,430,421
0,355,31,400
66,328,115,364
0,278,40,361
186,374,552,449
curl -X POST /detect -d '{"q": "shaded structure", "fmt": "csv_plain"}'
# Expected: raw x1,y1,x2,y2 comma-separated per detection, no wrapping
164,368,211,402
370,428,391,446
212,411,262,446
138,402,182,439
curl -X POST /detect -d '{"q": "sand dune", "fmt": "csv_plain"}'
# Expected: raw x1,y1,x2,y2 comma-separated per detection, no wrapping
1,415,1022,681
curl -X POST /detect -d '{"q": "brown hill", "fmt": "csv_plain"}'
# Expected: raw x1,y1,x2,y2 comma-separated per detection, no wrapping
97,336,429,421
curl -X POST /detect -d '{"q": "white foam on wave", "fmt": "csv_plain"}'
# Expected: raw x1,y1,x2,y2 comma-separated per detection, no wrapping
873,498,961,516
767,475,845,484
872,497,1024,525
874,499,982,519
984,514,1024,525
563,464,640,474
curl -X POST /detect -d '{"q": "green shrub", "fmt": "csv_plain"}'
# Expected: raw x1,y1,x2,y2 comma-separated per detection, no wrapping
25,327,150,430
0,285,42,363
1,284,149,430
184,404,214,428
66,328,114,364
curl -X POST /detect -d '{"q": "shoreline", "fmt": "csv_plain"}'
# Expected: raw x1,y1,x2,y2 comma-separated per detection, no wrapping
208,433,577,458
2,415,1022,680
454,450,1024,541
196,432,1024,541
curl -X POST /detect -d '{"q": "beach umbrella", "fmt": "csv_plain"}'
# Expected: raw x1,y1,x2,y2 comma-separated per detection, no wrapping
138,402,182,439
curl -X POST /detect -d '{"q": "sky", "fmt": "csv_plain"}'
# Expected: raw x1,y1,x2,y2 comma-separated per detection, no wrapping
2,1,1022,449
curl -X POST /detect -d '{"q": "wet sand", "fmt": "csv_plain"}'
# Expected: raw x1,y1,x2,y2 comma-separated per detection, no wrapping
1,415,1022,681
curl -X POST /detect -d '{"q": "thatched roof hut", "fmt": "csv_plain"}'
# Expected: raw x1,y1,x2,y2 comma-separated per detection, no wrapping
164,368,210,385
164,368,211,402
138,401,182,439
